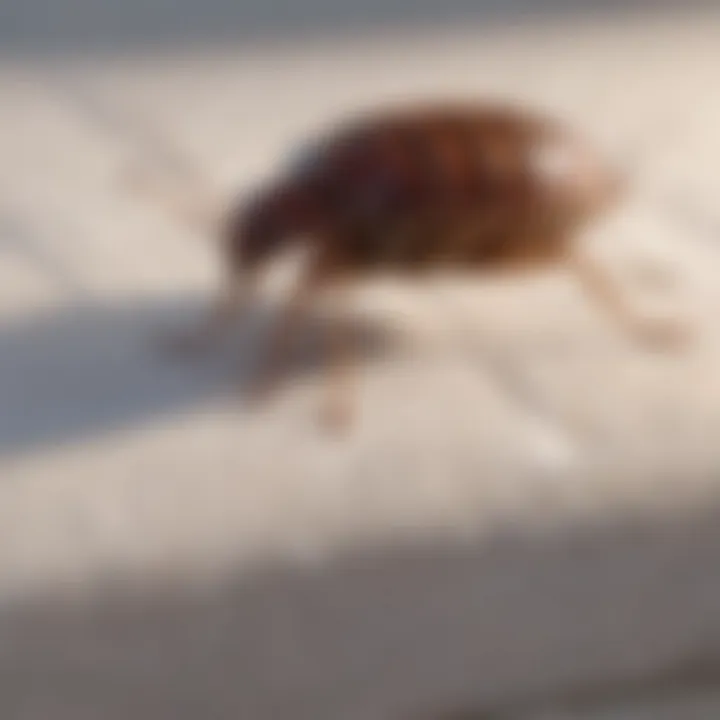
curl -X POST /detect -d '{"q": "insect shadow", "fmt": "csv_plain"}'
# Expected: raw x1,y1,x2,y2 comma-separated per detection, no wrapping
0,293,398,461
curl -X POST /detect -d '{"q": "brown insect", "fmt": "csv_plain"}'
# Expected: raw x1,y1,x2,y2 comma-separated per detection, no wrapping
126,100,683,431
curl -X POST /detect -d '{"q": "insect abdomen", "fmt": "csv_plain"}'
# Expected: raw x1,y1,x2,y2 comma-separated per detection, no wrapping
309,109,545,269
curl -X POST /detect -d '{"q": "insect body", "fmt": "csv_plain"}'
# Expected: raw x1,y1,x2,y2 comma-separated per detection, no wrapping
138,101,683,431
227,103,620,277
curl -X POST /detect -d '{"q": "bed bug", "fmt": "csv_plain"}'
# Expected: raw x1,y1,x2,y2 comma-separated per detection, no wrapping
125,100,684,431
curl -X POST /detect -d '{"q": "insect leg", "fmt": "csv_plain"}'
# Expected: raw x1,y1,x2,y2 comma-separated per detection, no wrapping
318,280,357,432
162,268,252,356
245,257,327,403
569,250,688,348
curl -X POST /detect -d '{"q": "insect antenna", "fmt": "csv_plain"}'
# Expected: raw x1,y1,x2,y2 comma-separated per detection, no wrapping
55,78,224,233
